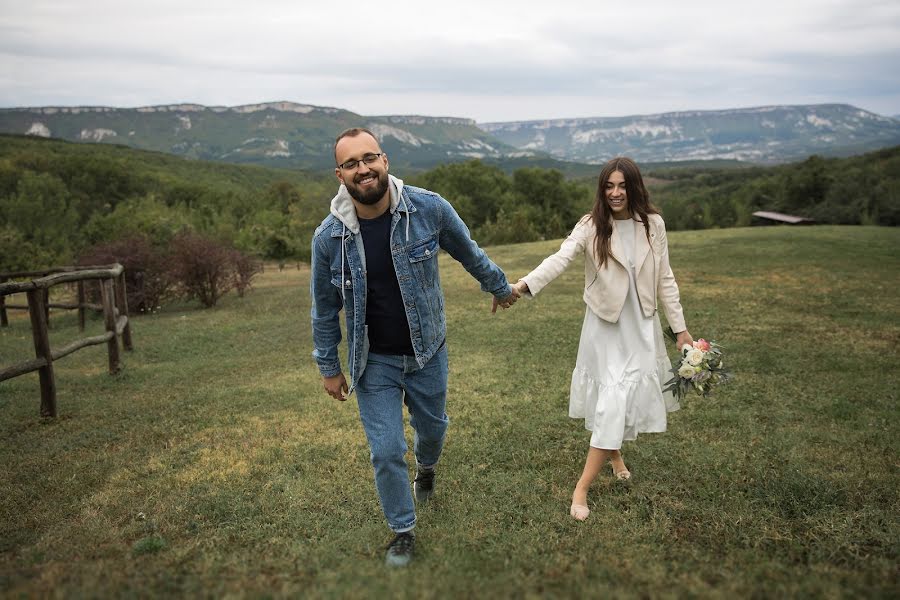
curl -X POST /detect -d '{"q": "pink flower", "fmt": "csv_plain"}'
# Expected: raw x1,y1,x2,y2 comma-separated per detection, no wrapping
693,338,711,352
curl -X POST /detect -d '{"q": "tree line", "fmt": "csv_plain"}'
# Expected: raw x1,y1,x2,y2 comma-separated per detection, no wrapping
0,135,333,275
1,134,898,281
411,146,900,236
648,147,900,229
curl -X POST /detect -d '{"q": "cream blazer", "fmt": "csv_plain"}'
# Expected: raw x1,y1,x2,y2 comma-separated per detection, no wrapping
521,213,687,333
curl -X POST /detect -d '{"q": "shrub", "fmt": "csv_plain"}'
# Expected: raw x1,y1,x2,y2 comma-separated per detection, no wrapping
230,250,263,298
132,536,166,556
77,235,174,314
168,232,260,308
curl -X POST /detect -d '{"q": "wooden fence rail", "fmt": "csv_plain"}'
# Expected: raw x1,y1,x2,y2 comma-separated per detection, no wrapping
0,264,133,417
1,266,108,328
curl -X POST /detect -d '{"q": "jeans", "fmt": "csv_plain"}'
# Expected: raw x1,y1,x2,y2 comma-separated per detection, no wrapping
355,345,449,532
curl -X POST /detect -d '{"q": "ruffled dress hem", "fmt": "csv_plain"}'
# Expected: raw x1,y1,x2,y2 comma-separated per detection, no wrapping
569,356,679,449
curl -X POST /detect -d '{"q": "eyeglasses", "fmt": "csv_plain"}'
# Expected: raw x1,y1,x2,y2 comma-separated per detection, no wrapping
337,153,384,171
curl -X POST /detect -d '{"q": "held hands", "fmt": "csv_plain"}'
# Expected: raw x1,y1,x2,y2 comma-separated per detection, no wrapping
323,373,348,401
490,280,529,314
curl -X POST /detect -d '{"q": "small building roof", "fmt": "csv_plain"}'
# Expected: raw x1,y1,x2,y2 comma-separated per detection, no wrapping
751,211,816,224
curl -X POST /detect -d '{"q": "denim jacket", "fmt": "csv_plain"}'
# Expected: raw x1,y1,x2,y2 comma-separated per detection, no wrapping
310,175,512,394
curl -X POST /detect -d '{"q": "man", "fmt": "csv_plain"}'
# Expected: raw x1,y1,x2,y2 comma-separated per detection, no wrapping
310,128,518,567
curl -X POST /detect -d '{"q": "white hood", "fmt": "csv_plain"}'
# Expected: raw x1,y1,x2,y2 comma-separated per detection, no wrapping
329,174,405,235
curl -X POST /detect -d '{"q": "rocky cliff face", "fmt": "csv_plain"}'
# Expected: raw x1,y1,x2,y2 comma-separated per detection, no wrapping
1,102,898,170
479,104,900,164
0,102,512,171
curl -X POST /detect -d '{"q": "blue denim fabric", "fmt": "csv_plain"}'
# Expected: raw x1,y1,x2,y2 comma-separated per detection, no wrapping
356,346,449,532
310,184,512,393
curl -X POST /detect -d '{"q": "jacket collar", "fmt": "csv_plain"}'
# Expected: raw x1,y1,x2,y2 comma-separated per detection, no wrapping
329,174,408,237
608,217,650,268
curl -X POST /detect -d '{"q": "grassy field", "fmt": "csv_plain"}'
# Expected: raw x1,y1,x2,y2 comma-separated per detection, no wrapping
1,225,898,598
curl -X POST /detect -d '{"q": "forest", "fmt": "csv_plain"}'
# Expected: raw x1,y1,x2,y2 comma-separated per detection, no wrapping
1,134,897,273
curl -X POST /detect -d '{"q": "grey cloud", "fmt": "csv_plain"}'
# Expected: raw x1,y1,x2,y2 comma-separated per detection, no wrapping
0,1,898,120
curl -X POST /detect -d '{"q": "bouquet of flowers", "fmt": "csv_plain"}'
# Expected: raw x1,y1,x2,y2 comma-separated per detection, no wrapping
663,328,732,401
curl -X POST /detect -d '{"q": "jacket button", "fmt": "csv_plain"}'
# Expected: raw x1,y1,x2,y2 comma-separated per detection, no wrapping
424,249,431,256
345,280,351,286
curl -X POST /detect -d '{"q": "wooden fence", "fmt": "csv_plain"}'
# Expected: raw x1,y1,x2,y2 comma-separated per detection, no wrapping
0,264,133,417
1,266,104,330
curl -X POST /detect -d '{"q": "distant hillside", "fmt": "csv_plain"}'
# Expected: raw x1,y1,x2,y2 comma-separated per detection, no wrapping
0,102,518,173
0,133,336,270
479,104,900,164
1,132,898,275
4,102,900,172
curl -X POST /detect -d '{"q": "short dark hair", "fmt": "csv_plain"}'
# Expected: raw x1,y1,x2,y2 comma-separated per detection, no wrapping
333,127,380,164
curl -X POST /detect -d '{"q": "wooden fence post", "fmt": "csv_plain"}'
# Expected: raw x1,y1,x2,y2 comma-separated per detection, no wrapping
42,288,50,329
100,278,120,374
0,276,8,327
27,288,56,418
77,281,86,332
115,272,133,351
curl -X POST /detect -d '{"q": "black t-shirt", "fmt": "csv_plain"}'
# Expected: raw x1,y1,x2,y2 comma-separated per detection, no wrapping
358,209,414,356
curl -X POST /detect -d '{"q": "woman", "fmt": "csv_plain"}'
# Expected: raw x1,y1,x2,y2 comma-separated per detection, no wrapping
513,157,693,521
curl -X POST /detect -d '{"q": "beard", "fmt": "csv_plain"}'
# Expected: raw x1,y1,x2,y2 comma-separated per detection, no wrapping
345,170,389,205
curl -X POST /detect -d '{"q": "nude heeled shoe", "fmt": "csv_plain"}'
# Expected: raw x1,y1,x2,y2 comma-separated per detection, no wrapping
569,503,590,521
610,453,631,481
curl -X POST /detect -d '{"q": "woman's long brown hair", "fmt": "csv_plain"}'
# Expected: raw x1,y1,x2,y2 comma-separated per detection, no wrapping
589,157,659,267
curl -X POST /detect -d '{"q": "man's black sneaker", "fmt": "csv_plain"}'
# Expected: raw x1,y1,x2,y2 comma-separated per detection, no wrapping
385,531,415,567
413,468,435,503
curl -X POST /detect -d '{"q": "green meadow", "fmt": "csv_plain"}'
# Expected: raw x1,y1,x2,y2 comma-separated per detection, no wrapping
1,225,898,598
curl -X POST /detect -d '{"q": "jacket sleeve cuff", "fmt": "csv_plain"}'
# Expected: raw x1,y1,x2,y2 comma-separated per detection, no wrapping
519,276,537,298
317,362,343,378
491,283,513,299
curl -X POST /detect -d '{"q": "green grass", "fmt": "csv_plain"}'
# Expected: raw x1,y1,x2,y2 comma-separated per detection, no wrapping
1,226,898,598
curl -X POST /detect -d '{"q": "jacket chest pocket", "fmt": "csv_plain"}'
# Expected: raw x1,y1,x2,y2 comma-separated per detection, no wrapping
330,269,353,290
407,237,439,288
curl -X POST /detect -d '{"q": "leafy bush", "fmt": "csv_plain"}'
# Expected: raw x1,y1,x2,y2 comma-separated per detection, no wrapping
132,536,166,556
168,232,260,308
77,235,174,314
231,250,263,298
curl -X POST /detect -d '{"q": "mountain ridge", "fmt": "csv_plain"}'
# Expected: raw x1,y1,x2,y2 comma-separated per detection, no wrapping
2,101,899,170
0,101,502,171
478,103,900,164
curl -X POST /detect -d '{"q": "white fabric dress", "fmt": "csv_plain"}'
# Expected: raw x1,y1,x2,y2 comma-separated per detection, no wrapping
569,219,679,449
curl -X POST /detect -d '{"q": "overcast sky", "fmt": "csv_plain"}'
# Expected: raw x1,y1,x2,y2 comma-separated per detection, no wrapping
1,0,898,122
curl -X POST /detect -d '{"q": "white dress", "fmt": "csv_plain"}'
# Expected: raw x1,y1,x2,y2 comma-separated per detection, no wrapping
568,219,679,449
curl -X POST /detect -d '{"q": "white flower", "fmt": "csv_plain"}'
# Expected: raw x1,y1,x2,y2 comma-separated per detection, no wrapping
678,363,696,378
686,348,705,366
681,343,694,353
